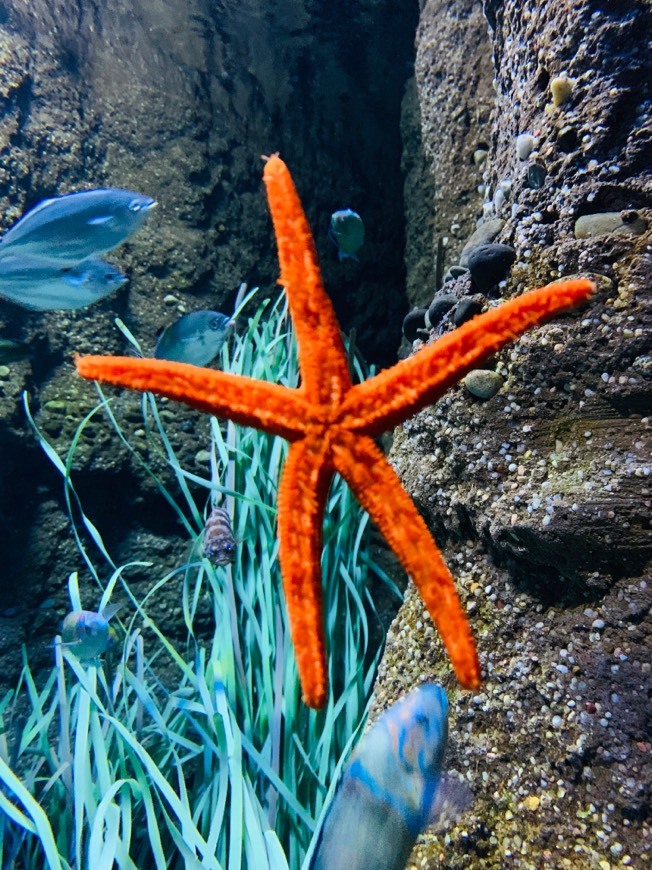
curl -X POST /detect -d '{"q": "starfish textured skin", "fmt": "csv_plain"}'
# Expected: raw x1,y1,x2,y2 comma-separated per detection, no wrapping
76,155,595,709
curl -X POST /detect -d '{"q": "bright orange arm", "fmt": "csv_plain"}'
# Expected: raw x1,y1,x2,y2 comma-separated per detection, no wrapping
339,278,595,435
263,155,351,407
332,430,480,689
75,355,310,440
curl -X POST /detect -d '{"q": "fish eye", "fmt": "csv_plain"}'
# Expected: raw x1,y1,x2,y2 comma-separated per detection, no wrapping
209,318,224,331
129,199,144,212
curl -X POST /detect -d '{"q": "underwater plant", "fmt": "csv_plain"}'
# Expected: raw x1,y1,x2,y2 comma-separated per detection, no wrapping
0,292,397,868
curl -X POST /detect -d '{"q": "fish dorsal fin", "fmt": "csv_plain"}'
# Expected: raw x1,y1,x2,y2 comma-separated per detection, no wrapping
99,602,124,621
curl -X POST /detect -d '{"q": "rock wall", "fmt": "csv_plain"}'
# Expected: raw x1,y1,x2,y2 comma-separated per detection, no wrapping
0,0,417,683
379,0,651,866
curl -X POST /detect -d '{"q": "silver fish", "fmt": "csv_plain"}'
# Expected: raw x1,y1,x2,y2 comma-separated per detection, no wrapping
60,602,122,661
203,504,236,566
0,255,127,310
155,310,235,366
0,337,32,364
329,209,364,261
309,683,470,870
0,187,156,267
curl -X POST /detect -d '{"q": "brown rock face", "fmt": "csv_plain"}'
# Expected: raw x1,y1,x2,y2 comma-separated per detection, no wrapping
383,0,651,866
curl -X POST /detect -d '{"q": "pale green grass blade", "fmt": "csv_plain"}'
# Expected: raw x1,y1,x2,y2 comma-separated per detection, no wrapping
0,755,64,870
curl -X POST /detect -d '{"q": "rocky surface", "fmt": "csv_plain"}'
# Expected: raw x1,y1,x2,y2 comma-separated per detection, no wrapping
378,0,651,866
405,0,495,306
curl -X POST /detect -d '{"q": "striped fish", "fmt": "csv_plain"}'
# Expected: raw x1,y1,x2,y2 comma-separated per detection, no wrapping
203,504,236,566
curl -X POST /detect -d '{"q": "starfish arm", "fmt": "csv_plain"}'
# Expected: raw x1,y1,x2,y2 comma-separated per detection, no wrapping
331,429,481,690
277,433,335,708
339,278,595,434
75,355,309,440
263,155,352,406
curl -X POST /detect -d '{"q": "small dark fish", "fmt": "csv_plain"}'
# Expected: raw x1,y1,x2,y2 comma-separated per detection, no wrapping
329,209,364,261
309,683,470,870
0,337,32,364
0,255,127,310
0,188,156,267
203,504,236,566
60,602,122,661
155,310,235,366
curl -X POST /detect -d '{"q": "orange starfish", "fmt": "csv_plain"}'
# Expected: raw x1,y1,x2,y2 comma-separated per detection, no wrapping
76,155,594,708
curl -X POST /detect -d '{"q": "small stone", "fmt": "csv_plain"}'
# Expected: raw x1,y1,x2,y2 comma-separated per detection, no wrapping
452,296,485,326
467,243,517,291
426,294,457,327
163,294,179,305
631,355,652,378
550,73,575,106
557,125,578,151
0,365,10,379
44,400,67,414
194,449,211,465
443,265,469,284
463,369,503,399
523,795,540,811
516,133,537,160
526,162,547,189
402,308,427,342
574,211,647,239
459,218,505,267
473,147,488,166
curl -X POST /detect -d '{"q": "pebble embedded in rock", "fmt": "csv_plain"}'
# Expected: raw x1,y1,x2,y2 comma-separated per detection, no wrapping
426,293,457,327
523,795,541,812
574,211,647,239
402,308,427,342
459,218,505,267
443,265,469,284
527,162,547,189
631,355,652,378
550,73,575,106
467,242,517,291
557,125,578,151
453,295,485,326
516,133,537,160
463,368,503,399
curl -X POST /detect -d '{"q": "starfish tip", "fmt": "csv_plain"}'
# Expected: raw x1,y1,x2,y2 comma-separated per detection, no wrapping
303,689,327,710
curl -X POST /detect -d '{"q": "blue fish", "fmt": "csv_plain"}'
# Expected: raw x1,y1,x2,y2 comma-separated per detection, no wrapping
155,310,235,366
0,188,156,267
0,255,127,310
60,602,122,661
309,684,470,870
329,208,364,261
